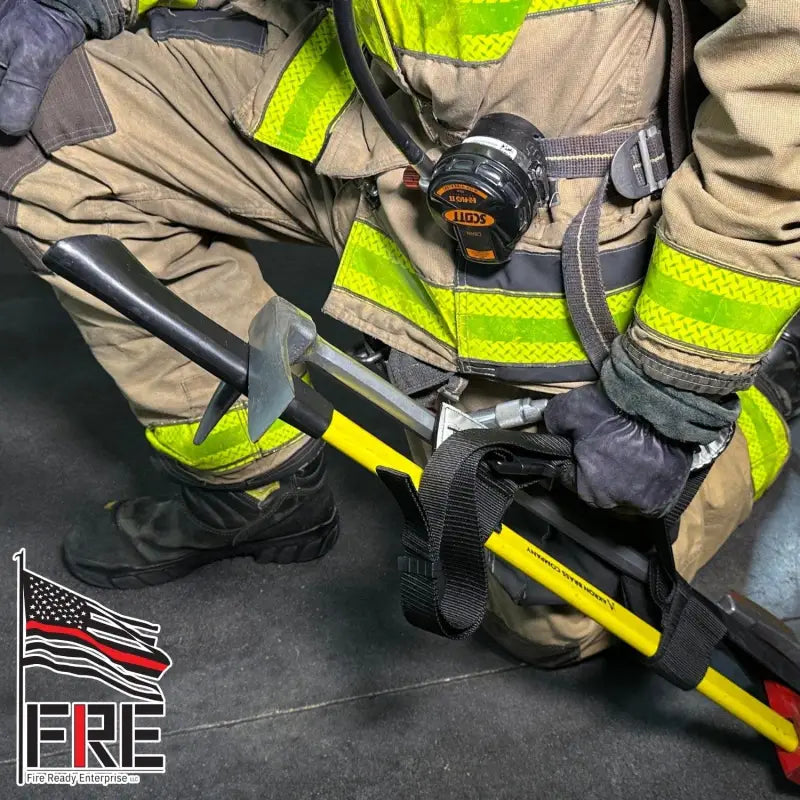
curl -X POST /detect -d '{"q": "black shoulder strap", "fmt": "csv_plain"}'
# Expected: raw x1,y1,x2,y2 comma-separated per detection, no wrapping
664,0,692,170
559,0,693,372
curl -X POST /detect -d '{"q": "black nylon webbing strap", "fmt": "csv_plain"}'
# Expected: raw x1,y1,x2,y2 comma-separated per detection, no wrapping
378,430,573,640
664,0,692,170
644,465,727,690
647,563,727,690
553,126,670,373
561,172,619,372
662,464,708,541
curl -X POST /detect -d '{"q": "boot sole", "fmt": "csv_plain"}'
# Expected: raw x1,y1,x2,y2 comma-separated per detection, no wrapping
64,511,340,590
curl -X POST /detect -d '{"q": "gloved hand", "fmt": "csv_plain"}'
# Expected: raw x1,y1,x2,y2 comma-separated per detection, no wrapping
543,337,740,517
0,0,85,136
0,0,126,136
544,382,694,516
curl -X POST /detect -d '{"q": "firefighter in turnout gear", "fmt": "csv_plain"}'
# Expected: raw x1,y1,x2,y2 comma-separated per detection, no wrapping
1,0,799,666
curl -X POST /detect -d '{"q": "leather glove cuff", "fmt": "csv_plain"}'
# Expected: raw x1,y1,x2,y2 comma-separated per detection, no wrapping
38,0,126,39
601,336,739,446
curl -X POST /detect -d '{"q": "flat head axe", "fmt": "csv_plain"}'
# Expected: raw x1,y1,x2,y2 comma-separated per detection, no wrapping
191,297,318,447
246,296,317,443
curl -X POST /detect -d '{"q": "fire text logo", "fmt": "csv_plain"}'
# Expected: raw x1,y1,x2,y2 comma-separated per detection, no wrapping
14,549,172,786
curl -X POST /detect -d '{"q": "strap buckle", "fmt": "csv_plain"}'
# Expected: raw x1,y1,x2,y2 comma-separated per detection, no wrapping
610,125,669,200
487,456,559,486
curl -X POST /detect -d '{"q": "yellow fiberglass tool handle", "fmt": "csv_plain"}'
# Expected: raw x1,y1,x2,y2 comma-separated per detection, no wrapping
41,235,800,760
324,410,799,754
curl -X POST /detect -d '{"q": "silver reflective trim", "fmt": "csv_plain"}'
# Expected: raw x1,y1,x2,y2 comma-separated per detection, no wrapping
459,237,650,295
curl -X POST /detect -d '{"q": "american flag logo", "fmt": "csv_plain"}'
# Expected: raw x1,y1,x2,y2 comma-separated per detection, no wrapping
20,562,171,702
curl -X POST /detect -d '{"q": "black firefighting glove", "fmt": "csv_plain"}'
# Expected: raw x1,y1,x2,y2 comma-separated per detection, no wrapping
544,337,740,517
0,0,126,136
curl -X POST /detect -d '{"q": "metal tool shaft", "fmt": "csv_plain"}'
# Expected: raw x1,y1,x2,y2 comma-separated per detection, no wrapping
308,339,436,441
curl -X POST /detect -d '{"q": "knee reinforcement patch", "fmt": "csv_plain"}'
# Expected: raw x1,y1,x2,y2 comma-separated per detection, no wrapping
0,47,114,273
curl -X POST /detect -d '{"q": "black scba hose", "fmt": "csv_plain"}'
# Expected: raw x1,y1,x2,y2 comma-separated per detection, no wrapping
331,0,435,179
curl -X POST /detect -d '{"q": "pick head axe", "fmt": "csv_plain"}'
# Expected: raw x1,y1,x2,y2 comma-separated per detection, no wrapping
41,234,800,783
247,296,437,442
246,295,316,443
41,235,335,443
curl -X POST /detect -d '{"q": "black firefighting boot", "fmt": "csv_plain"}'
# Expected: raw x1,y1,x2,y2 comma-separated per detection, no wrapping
62,440,339,589
757,314,800,421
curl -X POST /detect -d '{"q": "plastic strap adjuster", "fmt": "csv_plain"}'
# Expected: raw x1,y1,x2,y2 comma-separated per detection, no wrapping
610,125,669,200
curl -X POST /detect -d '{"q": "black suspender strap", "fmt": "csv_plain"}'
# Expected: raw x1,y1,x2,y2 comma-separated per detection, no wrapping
539,0,693,372
545,125,671,373
664,0,692,171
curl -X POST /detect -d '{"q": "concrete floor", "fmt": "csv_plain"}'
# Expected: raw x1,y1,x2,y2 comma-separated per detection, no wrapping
2,239,799,799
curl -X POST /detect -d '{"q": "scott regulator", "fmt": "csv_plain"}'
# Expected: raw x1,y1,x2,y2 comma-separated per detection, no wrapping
331,0,552,266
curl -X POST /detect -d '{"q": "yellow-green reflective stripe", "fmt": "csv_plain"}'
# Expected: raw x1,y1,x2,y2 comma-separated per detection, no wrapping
335,221,457,346
737,386,790,500
458,284,640,364
527,0,619,13
636,237,800,357
355,0,399,70
377,0,531,62
146,407,302,472
254,12,355,162
137,0,197,15
334,221,641,366
373,0,623,63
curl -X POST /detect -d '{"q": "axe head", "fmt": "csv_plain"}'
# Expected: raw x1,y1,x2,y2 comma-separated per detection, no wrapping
247,297,317,442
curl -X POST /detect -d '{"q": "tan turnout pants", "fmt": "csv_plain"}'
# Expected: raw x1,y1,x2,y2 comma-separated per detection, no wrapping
2,24,356,480
0,22,763,666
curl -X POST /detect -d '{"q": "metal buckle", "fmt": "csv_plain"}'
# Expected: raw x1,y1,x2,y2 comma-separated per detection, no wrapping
691,424,735,472
349,335,389,367
610,126,667,200
437,375,469,405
